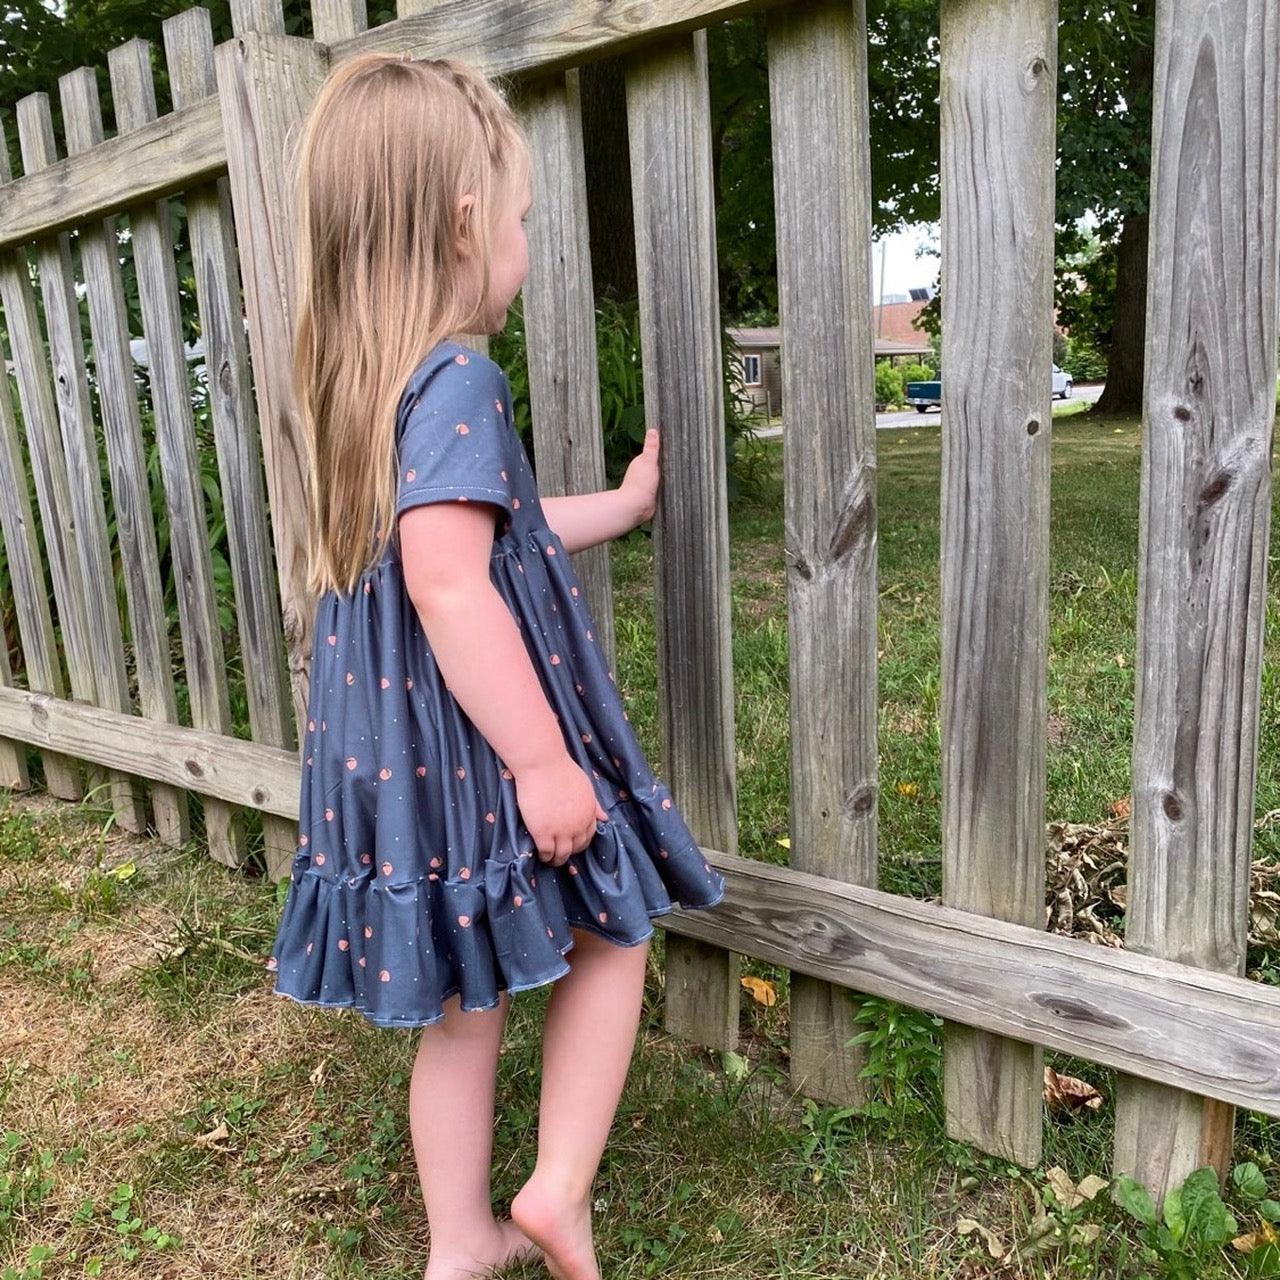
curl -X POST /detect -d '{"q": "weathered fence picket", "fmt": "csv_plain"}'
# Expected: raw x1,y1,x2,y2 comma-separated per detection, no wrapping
165,7,299,876
938,0,1056,1167
626,33,741,1050
0,273,72,798
768,0,879,1104
520,69,617,666
1115,0,1280,1195
0,0,1276,1206
59,65,191,846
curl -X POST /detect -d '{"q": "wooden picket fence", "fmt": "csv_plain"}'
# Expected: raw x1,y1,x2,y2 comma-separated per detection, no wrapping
0,0,1277,1202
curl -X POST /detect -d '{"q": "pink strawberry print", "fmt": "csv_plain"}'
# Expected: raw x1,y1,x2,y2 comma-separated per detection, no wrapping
327,636,336,646
460,867,471,880
549,654,561,666
380,969,391,982
360,852,372,865
485,812,496,824
381,861,393,876
346,757,357,771
364,925,373,938
455,353,469,364
306,942,314,955
405,468,417,482
662,798,672,810
338,939,349,951
430,857,442,869
314,853,326,866
456,423,470,435
571,587,579,597
308,719,316,732
598,912,608,924
325,808,335,821
581,733,592,744
546,545,557,556
502,768,513,780
416,765,427,777
380,677,390,689
514,895,523,907
568,863,579,876
457,915,471,928
495,399,503,413
406,677,414,691
379,767,392,780
300,834,309,847
512,499,521,510
358,956,367,968
346,672,355,685
456,767,466,780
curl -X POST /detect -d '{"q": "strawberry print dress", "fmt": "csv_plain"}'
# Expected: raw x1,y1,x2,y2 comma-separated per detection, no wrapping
269,341,724,1027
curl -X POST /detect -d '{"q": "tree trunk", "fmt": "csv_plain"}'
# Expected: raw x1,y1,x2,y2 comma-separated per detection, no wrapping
1094,0,1154,416
1094,210,1149,414
580,59,637,302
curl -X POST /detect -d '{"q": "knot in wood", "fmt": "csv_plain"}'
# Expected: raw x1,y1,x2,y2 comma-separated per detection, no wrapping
1026,418,1041,436
184,756,205,779
1162,791,1183,821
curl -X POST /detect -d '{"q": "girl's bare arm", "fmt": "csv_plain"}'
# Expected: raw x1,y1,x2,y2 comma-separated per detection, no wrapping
540,428,660,553
400,501,606,865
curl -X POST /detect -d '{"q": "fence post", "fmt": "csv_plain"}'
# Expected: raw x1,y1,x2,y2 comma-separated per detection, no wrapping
626,32,740,1050
939,0,1057,1167
1114,0,1280,1198
768,0,878,1103
521,70,616,668
215,4,329,746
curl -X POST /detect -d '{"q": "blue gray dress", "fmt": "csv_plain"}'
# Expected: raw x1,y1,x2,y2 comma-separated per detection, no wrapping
269,341,725,1027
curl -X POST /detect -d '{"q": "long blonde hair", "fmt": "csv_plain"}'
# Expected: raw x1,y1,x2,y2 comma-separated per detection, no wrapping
294,54,527,595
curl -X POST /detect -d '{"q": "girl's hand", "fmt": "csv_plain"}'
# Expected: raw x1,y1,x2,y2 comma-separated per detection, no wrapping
618,428,661,526
514,755,609,866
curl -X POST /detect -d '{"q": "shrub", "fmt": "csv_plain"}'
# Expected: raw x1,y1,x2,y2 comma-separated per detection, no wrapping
875,360,904,410
1063,336,1108,382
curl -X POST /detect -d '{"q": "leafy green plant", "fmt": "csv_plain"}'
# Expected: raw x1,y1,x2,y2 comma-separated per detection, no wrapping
875,359,904,409
849,995,943,1123
1113,1165,1249,1279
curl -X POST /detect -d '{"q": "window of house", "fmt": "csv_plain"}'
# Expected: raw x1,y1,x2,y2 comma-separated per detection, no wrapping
742,353,762,386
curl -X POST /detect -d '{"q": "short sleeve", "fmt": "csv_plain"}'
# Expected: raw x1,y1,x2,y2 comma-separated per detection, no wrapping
395,349,514,518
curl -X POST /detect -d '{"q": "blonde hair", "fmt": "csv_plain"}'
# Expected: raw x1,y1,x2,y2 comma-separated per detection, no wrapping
294,54,527,595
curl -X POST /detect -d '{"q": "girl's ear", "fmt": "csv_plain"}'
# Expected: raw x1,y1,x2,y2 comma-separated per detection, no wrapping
454,194,477,259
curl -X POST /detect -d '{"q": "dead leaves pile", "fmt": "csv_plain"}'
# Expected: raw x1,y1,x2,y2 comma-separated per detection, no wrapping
1043,811,1280,963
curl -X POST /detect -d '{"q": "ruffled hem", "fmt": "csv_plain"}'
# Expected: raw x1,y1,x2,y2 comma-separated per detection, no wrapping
269,819,722,1029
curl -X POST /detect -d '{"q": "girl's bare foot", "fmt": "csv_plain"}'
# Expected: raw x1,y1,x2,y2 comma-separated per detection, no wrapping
424,1217,537,1280
510,1177,599,1280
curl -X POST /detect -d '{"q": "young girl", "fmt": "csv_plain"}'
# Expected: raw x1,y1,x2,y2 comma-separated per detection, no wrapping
267,54,724,1280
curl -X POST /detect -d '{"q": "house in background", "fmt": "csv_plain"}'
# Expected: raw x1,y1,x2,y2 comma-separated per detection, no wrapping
728,315,934,419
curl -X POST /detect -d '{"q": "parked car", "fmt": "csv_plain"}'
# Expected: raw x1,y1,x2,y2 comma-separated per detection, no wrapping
905,366,1074,413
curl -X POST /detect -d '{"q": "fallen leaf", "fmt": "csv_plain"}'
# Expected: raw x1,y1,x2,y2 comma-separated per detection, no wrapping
776,837,791,850
193,1120,230,1148
741,976,777,1007
1233,1221,1278,1253
1044,1067,1105,1117
1109,795,1132,820
957,1217,1007,1260
309,1058,328,1088
895,781,919,797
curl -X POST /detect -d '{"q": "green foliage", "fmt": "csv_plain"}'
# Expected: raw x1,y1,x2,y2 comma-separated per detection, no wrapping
848,996,943,1127
896,359,935,385
1113,1166,1253,1279
875,360,905,409
1063,334,1110,381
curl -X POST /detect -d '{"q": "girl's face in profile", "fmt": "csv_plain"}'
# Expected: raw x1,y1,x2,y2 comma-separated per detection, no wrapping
478,163,532,334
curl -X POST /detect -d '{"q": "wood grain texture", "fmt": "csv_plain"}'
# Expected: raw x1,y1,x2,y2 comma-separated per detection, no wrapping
215,31,330,735
768,0,877,1105
520,71,616,667
627,33,739,1051
0,642,28,791
110,39,243,864
59,65,190,846
333,0,778,73
310,0,367,43
165,9,298,876
0,687,299,819
0,98,224,254
0,258,75,797
939,0,1057,1167
231,0,286,36
1115,0,1280,1198
16,96,145,829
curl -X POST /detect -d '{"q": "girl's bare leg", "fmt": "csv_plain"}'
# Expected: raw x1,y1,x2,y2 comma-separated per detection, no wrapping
511,930,650,1280
412,994,536,1280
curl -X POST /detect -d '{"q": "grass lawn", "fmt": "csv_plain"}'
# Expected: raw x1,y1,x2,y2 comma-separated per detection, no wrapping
3,408,1280,1280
